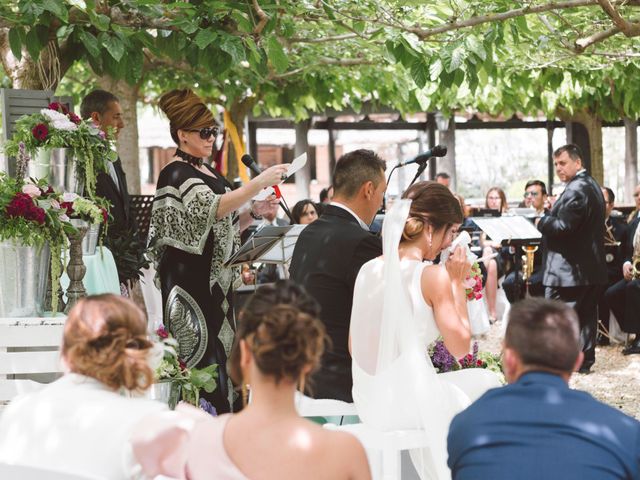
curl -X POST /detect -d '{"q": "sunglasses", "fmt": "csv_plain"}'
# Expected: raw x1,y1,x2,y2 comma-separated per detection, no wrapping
523,191,539,197
186,126,219,140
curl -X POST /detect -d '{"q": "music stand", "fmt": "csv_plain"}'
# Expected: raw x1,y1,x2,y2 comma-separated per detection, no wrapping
472,216,542,301
225,224,307,285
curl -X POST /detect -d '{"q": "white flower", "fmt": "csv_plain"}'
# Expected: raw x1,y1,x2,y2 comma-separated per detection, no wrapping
21,183,41,198
60,213,69,222
147,342,165,371
41,108,69,122
50,199,60,209
52,118,77,131
62,192,79,202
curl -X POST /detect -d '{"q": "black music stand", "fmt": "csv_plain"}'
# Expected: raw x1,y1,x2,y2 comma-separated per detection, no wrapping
472,216,542,302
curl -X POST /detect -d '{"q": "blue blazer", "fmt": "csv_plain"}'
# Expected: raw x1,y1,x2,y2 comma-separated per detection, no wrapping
447,372,640,480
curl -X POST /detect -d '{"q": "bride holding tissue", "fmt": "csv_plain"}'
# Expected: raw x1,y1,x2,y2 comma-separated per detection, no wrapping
349,182,501,480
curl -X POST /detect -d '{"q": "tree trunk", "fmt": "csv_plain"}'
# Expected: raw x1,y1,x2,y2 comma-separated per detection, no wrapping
624,117,638,203
0,31,73,90
295,119,311,199
558,108,604,185
227,97,256,182
438,119,457,191
97,76,141,194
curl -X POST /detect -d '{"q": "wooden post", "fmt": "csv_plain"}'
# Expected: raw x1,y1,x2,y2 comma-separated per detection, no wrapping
624,117,638,203
427,113,436,180
294,119,311,198
547,122,555,195
327,117,337,178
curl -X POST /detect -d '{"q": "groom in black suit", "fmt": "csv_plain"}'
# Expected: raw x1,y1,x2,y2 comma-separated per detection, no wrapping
290,149,386,402
537,144,607,373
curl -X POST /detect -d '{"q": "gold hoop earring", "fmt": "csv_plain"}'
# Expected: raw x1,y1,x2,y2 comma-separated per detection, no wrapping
242,383,248,407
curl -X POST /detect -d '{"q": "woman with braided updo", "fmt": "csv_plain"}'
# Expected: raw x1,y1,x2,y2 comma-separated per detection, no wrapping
350,182,500,480
0,295,167,479
148,89,288,414
133,281,371,480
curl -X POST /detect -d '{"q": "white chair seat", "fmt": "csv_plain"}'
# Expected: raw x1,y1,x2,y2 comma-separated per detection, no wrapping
294,392,357,418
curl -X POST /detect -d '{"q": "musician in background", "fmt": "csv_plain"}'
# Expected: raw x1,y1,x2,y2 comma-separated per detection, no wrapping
502,180,548,302
604,185,640,355
597,187,627,345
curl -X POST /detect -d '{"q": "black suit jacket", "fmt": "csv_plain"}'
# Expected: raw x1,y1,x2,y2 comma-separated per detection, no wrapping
537,171,607,287
622,215,640,263
95,158,134,233
604,216,627,283
289,205,382,402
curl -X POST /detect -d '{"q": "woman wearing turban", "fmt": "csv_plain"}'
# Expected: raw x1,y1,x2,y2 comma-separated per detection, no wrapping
148,89,288,413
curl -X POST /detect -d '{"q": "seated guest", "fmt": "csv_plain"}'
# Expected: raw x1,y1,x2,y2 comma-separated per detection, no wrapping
291,199,319,225
502,180,548,302
0,295,166,479
134,281,371,480
448,298,640,480
319,185,333,204
604,208,640,355
255,201,289,284
481,186,510,321
290,149,385,402
435,171,451,188
598,186,627,344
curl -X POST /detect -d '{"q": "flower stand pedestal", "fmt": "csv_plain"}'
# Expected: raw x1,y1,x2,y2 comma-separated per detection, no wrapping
64,220,89,313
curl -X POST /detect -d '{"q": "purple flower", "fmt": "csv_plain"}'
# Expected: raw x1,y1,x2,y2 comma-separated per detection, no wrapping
430,340,457,373
199,398,217,417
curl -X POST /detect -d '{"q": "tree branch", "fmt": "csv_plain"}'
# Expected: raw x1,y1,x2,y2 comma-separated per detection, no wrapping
575,26,621,51
288,33,360,43
252,0,269,36
596,0,640,35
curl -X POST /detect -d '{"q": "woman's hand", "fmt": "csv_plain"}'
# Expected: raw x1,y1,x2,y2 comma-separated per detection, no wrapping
253,164,290,189
445,245,472,285
251,195,280,216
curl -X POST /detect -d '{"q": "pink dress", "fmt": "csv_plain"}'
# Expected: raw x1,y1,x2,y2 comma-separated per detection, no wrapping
132,407,248,480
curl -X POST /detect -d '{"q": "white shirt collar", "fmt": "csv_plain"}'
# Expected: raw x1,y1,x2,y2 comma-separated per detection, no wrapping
330,202,370,230
576,168,586,176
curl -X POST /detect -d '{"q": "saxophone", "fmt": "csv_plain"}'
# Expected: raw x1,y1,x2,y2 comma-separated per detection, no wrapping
522,245,538,286
632,222,640,280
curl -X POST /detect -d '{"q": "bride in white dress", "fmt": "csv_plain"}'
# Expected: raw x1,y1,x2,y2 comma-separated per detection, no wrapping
350,182,501,480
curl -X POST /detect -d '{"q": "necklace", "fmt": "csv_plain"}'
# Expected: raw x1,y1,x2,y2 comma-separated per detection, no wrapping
175,148,203,167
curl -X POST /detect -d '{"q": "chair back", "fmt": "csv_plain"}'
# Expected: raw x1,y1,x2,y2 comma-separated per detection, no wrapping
0,463,103,480
0,318,65,406
0,88,73,175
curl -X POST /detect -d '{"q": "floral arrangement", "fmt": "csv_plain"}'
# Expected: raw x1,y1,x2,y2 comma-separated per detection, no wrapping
153,326,218,410
59,192,109,225
3,103,117,197
0,172,76,313
464,262,483,301
429,339,505,383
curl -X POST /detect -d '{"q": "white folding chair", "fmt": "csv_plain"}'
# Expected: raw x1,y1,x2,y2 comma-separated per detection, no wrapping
0,318,65,408
324,423,430,480
0,463,102,480
294,391,358,419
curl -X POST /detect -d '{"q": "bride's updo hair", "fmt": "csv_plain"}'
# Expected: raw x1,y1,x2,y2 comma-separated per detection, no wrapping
401,181,463,242
158,88,215,145
62,294,154,392
229,281,327,385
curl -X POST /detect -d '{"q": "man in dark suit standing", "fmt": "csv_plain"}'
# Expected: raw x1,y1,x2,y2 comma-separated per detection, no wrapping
447,298,640,480
81,90,139,286
537,144,606,373
289,149,386,402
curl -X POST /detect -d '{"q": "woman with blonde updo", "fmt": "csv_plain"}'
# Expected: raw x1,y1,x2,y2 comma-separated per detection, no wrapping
0,295,167,479
148,89,288,414
133,281,371,479
350,182,500,480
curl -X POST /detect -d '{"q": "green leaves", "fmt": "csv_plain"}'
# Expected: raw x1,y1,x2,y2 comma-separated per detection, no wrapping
267,37,288,73
101,34,125,62
8,27,24,60
194,29,217,49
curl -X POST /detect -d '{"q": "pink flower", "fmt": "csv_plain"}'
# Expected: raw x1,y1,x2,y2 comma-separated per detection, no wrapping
50,199,60,210
62,192,79,203
156,326,169,339
21,184,41,198
68,112,81,125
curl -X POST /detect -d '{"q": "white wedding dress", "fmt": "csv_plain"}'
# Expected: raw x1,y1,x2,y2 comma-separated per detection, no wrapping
350,200,501,480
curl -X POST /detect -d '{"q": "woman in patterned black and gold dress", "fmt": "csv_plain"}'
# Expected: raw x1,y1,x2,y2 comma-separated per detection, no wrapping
148,89,288,413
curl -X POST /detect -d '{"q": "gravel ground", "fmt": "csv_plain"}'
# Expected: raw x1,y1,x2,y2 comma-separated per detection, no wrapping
475,321,640,420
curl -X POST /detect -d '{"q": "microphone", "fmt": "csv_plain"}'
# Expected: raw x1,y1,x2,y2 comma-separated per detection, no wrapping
397,145,447,167
241,154,261,176
241,154,293,222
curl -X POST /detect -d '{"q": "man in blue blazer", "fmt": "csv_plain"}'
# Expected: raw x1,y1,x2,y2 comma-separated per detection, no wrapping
447,298,640,480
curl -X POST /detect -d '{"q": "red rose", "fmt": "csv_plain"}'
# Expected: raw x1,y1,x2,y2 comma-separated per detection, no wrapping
60,201,75,216
48,102,69,115
156,326,169,339
178,359,187,371
101,208,108,224
32,123,49,142
31,207,46,224
69,112,81,125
